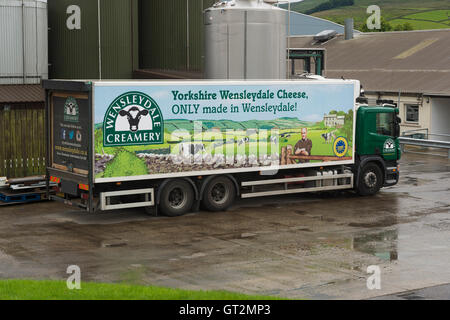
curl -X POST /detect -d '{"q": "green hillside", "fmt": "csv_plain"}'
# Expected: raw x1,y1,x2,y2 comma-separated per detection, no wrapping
96,117,312,132
286,0,450,31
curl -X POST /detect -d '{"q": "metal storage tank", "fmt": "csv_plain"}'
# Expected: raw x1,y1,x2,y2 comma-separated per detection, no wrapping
47,0,139,79
139,0,215,73
204,0,287,79
0,0,48,84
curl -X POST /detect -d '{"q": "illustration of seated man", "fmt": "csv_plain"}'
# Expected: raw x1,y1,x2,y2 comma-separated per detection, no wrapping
294,127,312,163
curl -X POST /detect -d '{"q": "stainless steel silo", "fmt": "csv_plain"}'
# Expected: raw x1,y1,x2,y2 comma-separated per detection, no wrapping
0,0,48,84
204,0,286,79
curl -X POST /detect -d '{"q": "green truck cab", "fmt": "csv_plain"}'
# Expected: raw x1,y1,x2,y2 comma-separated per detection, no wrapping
354,105,402,195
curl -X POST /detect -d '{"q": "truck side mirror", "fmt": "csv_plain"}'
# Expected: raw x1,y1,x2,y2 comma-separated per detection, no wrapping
394,116,401,137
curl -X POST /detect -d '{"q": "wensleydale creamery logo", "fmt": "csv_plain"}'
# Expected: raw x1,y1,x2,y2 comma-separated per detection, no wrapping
383,138,395,153
64,97,79,122
103,91,163,147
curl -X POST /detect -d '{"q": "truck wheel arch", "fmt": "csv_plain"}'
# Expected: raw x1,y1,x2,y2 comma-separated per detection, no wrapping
355,156,386,189
156,177,199,205
199,174,240,200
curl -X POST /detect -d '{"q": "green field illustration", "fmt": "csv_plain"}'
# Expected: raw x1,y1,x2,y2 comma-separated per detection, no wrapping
95,112,353,179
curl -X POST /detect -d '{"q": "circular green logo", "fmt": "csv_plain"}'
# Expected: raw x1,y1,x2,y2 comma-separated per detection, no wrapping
103,91,164,147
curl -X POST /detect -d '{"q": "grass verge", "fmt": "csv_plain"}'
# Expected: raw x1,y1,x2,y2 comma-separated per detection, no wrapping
0,280,280,300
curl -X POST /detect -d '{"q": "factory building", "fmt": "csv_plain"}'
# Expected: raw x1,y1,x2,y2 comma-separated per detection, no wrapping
290,29,450,138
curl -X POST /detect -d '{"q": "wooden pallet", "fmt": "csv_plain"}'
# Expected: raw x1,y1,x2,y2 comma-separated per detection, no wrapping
0,189,49,206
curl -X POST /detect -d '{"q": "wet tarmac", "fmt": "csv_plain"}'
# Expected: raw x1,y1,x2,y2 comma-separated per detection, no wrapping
0,152,449,299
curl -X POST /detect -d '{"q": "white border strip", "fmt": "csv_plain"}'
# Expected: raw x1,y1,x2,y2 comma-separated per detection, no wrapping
242,173,353,186
95,160,353,183
100,188,154,211
241,184,353,199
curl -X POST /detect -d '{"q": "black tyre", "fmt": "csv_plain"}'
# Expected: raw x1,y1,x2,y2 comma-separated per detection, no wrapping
159,179,195,217
357,163,383,196
201,176,236,212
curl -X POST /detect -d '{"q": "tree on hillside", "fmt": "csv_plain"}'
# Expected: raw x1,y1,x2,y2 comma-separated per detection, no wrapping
393,22,414,31
359,17,414,32
359,17,393,32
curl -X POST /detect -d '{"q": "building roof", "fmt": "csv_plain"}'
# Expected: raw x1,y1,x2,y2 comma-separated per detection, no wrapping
289,29,450,96
0,85,45,103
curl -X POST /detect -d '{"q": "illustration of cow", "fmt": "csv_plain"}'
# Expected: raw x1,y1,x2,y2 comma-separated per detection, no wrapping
119,107,149,132
238,137,249,145
179,143,206,156
321,132,336,144
270,136,279,144
66,100,77,116
385,140,395,150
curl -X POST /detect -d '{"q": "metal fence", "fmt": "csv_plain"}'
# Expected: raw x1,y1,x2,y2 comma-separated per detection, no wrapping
399,129,450,159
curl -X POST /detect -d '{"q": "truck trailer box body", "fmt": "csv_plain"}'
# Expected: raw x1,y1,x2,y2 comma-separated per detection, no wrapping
43,79,400,214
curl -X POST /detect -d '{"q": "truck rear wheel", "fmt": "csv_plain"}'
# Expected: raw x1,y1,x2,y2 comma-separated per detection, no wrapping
357,163,382,196
159,179,194,217
201,176,236,212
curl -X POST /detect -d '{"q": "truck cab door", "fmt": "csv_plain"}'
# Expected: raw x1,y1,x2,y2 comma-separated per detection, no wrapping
372,111,398,161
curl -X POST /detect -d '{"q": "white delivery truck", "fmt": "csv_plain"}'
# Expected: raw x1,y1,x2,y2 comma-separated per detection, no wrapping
43,78,401,215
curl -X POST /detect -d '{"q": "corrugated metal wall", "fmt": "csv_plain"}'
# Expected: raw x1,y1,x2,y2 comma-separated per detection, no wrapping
48,0,138,79
48,0,99,79
0,0,48,84
100,0,139,79
139,0,215,72
0,104,46,178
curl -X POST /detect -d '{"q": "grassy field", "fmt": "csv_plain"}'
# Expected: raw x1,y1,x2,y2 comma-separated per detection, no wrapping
0,280,280,300
405,9,450,21
287,0,450,30
388,18,448,30
209,128,351,158
102,150,148,178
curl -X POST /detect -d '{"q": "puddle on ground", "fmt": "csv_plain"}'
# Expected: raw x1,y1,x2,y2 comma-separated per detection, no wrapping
348,216,398,228
352,229,398,261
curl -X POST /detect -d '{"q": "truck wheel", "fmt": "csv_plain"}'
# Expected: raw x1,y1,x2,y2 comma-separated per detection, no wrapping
159,179,194,217
201,176,236,212
357,163,382,196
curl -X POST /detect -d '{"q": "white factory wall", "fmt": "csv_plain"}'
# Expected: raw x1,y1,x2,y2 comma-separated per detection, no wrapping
431,97,450,141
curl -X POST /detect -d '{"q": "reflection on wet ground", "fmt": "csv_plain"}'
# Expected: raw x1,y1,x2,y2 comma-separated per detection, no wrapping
353,229,398,261
0,152,449,299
